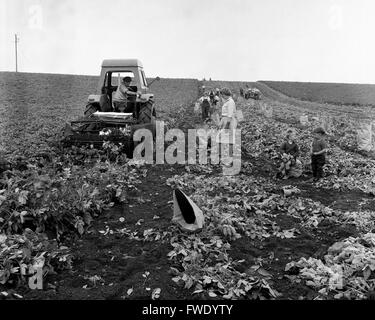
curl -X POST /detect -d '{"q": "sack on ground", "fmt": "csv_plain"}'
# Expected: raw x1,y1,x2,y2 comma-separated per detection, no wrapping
172,189,204,233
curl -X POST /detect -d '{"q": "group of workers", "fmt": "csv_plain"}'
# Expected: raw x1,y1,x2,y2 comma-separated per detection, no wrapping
197,87,221,121
196,86,328,181
197,86,238,131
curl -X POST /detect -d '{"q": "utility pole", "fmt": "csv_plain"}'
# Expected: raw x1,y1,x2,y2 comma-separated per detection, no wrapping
14,34,19,72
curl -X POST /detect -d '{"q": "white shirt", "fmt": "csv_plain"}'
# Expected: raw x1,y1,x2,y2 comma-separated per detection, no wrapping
113,83,131,102
221,97,236,118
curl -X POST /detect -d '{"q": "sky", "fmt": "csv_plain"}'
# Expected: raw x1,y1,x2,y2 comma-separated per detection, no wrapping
1,0,375,83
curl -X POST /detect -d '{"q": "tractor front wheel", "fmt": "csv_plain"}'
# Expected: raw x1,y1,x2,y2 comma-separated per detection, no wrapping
84,103,99,117
138,102,155,124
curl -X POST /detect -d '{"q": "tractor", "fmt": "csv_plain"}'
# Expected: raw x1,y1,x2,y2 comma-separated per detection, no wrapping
62,59,159,157
244,88,261,100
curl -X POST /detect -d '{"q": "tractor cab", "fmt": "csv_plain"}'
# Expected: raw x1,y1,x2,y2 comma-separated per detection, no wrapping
62,59,158,155
85,59,158,116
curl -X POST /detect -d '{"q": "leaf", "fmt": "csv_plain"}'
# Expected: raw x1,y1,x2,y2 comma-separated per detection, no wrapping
0,270,10,284
127,288,133,296
0,195,6,205
172,276,181,284
83,212,93,226
22,248,31,260
208,291,217,297
0,234,7,244
18,191,29,205
318,288,326,294
223,292,233,299
203,275,212,285
257,268,272,278
136,219,144,226
184,277,194,289
193,289,204,294
77,223,84,235
151,288,161,300
282,229,296,239
306,280,317,287
363,267,372,280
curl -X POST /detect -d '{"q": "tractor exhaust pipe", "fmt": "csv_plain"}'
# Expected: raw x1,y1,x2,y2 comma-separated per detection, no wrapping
148,76,160,87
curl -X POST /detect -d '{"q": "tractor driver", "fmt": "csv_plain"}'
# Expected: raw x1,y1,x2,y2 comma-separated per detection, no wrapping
113,76,142,112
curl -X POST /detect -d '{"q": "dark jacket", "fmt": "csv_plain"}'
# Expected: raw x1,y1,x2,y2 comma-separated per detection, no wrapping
280,141,299,158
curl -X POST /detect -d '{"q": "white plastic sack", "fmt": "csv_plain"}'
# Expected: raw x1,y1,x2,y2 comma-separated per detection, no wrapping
172,189,204,233
357,122,373,152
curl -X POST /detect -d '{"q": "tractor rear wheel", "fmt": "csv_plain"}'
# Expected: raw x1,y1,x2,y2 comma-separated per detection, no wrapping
138,102,155,124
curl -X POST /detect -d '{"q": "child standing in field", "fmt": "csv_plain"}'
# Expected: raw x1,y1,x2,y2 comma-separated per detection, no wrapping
310,127,328,182
277,129,299,179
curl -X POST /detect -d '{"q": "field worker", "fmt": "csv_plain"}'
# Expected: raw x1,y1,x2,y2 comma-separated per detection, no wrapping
277,129,300,179
212,90,220,107
209,90,215,103
113,76,141,112
198,92,211,122
310,127,328,182
219,88,237,130
218,88,237,166
240,87,244,97
199,85,206,96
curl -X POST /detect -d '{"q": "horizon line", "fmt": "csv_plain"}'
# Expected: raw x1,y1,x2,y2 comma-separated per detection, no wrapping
1,70,375,86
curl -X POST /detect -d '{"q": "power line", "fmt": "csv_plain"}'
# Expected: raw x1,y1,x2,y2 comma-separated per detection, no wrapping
14,34,19,72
